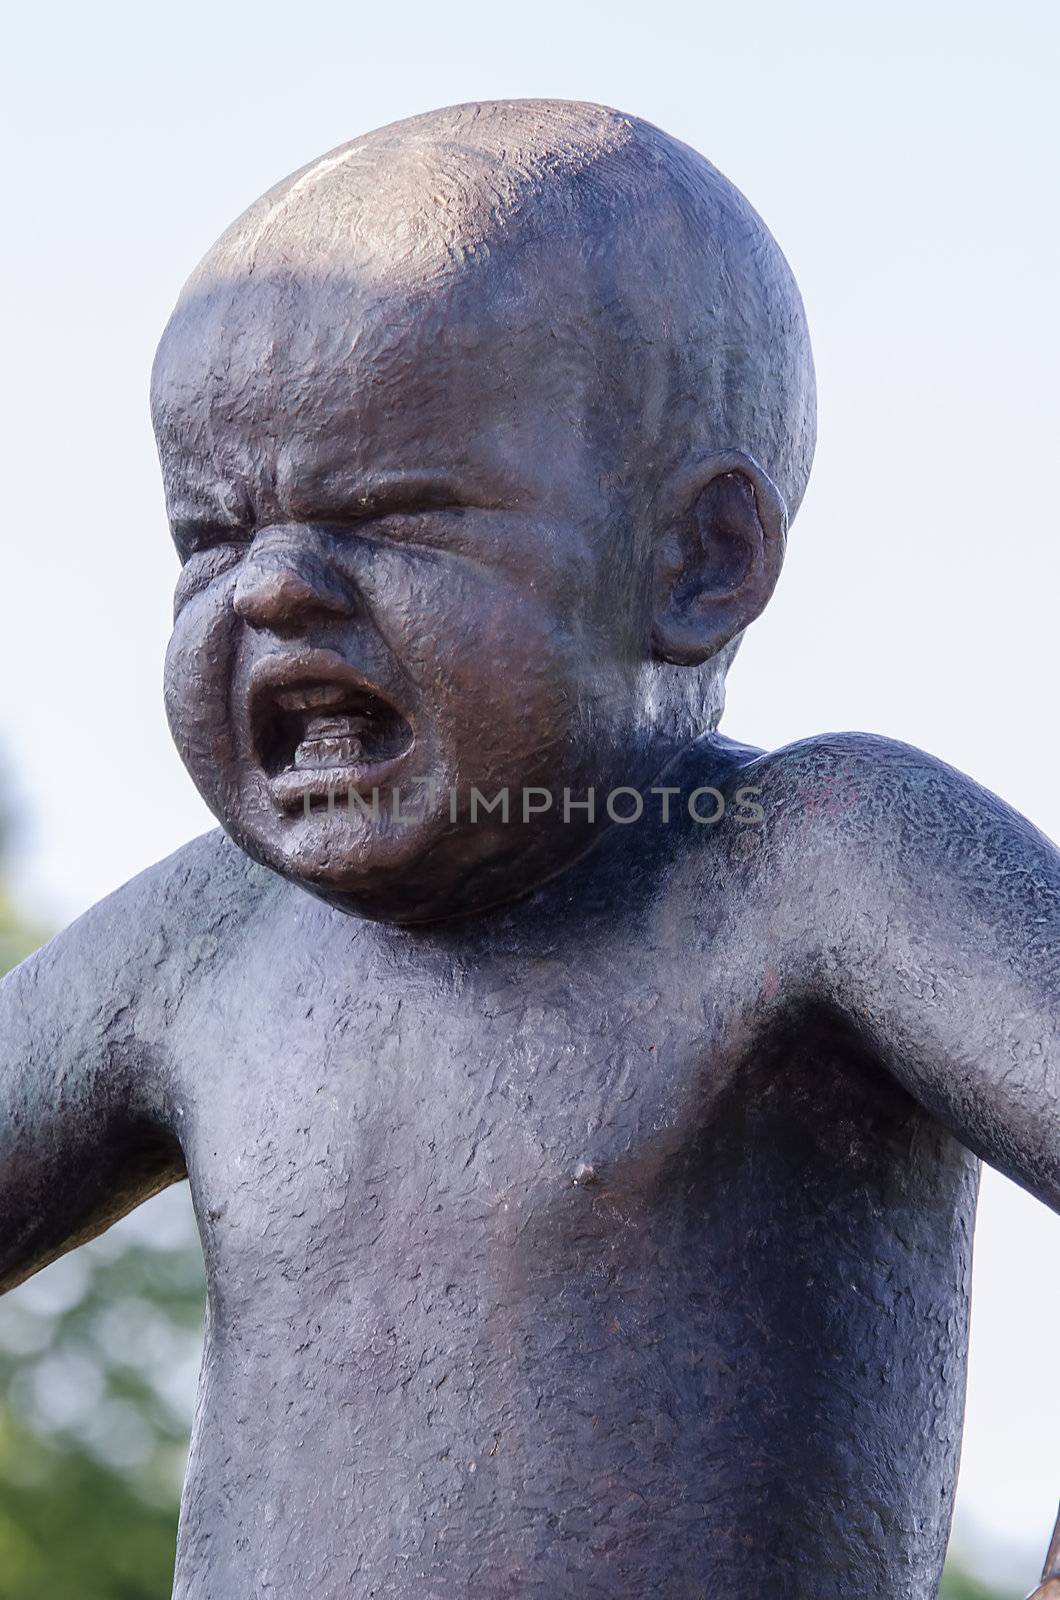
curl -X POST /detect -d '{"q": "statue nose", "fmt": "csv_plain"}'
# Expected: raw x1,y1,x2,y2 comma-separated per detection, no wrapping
233,532,355,633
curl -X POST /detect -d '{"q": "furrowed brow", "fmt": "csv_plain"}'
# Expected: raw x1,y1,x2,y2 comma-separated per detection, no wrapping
285,470,509,522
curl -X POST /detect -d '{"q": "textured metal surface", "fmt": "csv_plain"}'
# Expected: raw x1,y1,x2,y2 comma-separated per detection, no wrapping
2,101,1058,1598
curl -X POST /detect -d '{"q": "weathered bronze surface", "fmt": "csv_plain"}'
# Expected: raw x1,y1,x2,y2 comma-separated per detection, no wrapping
2,101,1058,1598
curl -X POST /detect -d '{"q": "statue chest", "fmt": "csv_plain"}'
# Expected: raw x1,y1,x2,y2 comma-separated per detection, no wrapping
178,927,724,1300
172,929,976,1600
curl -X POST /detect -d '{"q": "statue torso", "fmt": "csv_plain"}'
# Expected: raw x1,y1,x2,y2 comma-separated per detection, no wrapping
165,808,977,1600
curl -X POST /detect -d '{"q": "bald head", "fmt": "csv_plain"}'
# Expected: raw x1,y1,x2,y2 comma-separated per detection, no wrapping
156,104,818,898
158,99,815,523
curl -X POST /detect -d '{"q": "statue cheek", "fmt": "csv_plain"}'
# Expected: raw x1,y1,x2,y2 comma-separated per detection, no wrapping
164,587,241,783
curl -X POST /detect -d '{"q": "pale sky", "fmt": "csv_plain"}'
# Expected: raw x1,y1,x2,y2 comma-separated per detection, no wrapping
2,0,1059,1586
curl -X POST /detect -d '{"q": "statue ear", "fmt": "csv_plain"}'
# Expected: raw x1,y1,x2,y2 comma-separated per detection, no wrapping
651,451,788,667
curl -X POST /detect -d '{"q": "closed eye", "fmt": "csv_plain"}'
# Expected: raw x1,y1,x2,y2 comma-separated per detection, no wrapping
321,504,473,552
172,541,249,618
172,519,253,564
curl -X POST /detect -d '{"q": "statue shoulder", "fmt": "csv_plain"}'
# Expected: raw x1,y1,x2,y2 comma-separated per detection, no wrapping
1,827,279,1016
732,729,987,849
718,728,1058,969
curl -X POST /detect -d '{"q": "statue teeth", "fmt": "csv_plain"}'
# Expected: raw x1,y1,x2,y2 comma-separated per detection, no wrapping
291,713,370,770
294,736,365,769
275,683,350,712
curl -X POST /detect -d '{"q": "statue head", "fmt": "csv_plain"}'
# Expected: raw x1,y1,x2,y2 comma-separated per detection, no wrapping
152,99,816,921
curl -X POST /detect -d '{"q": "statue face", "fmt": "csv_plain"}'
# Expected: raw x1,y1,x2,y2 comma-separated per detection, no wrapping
154,266,656,921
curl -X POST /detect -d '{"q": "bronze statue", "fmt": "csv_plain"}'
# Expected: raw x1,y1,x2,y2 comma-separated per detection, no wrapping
2,99,1057,1598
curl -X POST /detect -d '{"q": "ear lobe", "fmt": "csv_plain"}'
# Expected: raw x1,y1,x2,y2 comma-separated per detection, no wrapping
651,451,788,668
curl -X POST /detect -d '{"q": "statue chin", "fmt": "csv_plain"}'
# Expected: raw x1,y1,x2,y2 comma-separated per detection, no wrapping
256,807,605,925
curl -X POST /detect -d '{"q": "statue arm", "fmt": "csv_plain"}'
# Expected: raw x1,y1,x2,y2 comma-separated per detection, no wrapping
799,733,1060,1211
0,883,186,1295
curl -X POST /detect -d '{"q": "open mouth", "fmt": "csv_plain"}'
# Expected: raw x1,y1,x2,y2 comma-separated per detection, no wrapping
250,656,415,810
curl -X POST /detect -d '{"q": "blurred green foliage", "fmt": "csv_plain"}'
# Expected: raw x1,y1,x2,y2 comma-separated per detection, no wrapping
0,841,1025,1599
0,888,46,979
941,1568,1017,1600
